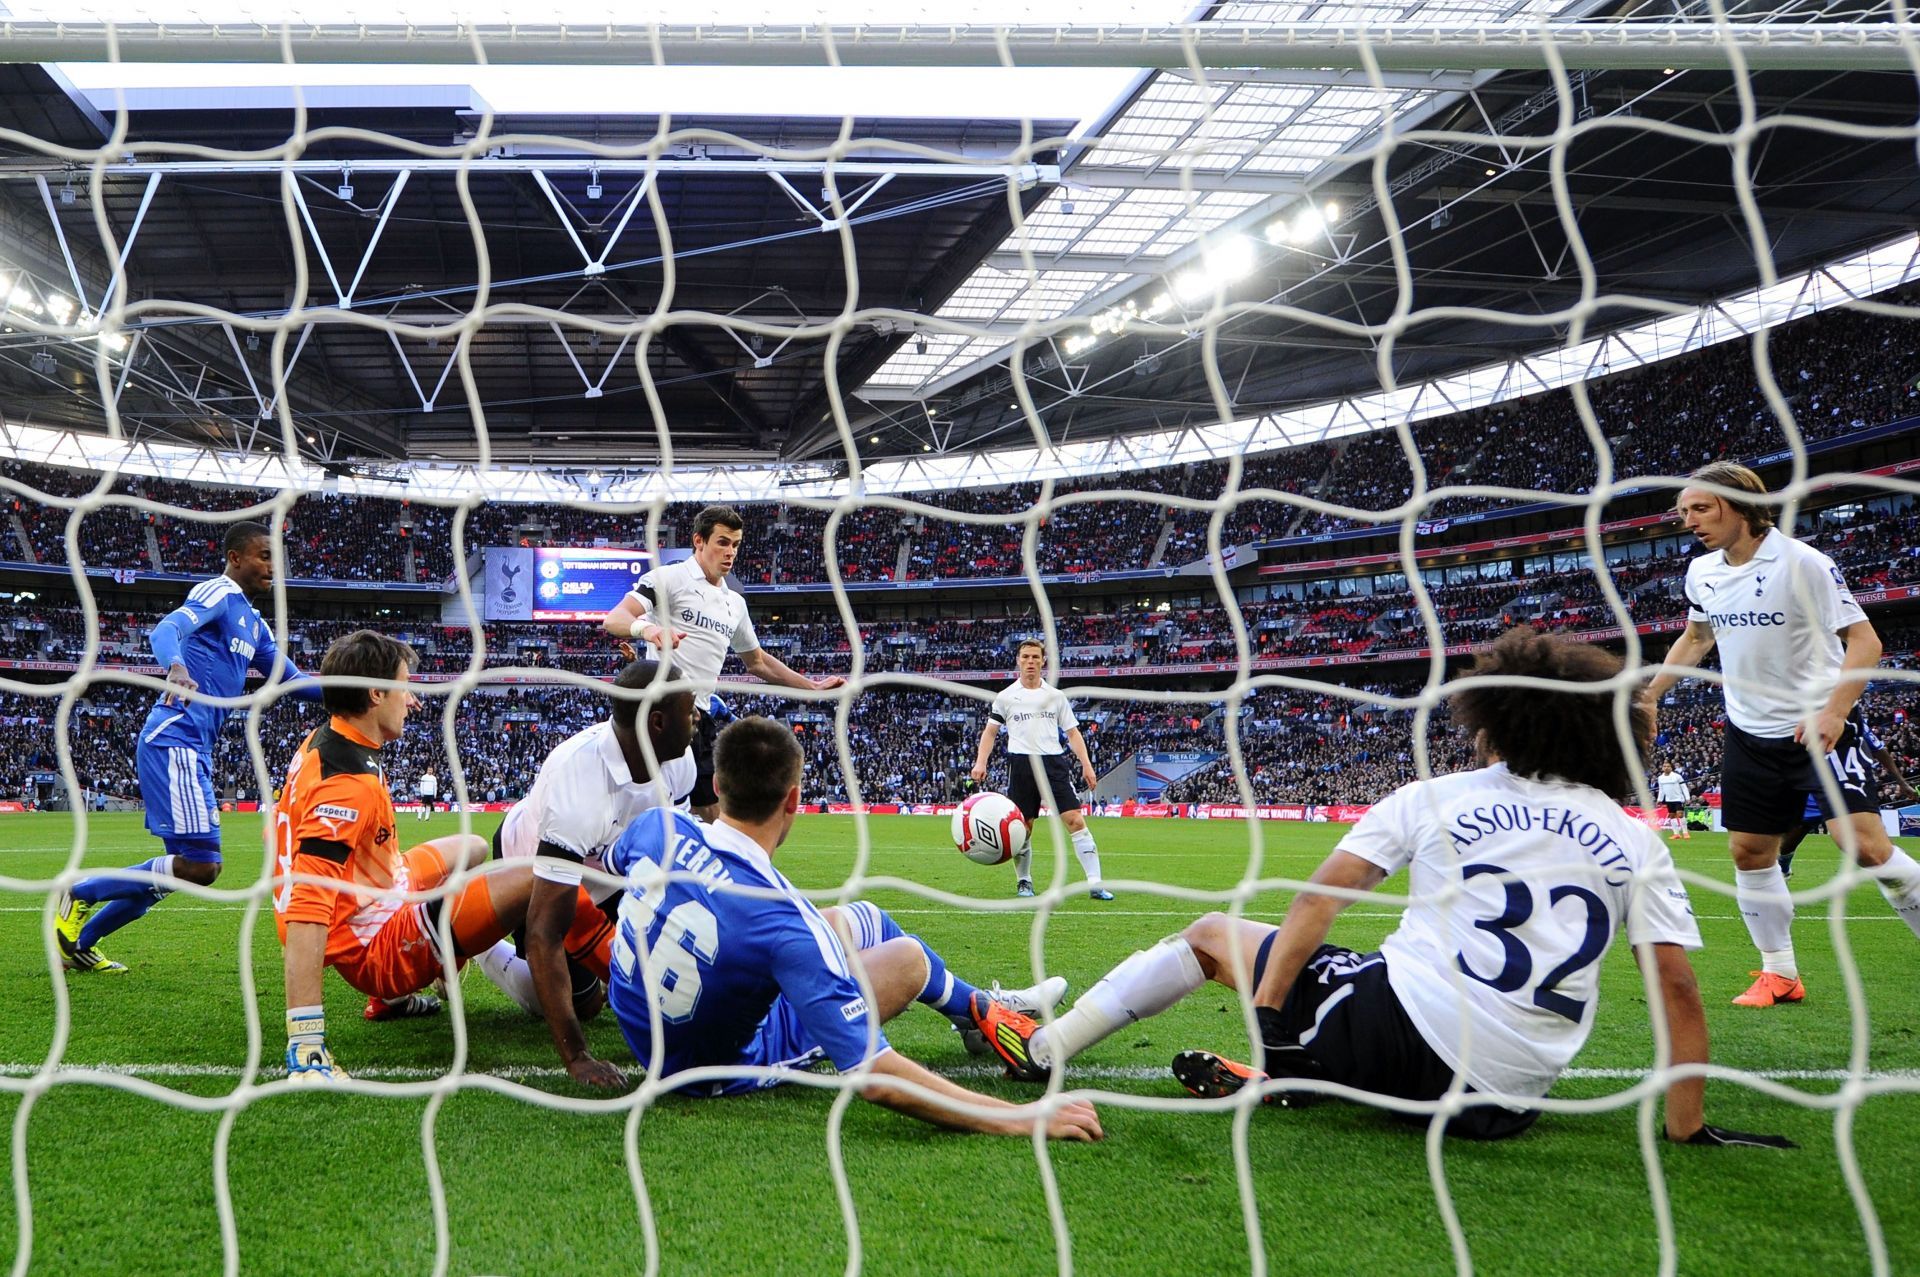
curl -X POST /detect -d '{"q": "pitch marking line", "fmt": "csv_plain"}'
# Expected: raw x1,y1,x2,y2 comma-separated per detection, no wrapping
1,1063,1916,1084
0,904,1910,924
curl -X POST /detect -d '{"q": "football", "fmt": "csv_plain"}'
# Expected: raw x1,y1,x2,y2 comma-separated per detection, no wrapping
952,792,1030,866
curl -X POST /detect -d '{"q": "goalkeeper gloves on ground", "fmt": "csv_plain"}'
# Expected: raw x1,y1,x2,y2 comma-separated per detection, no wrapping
1672,1124,1796,1149
285,1007,349,1083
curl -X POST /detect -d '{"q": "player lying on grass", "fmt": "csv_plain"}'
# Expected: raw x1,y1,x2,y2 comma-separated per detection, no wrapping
605,715,1100,1140
974,628,1792,1147
274,630,536,1081
474,657,699,1090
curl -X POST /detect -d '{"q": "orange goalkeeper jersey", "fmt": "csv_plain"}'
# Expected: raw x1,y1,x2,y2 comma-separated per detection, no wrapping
271,717,406,965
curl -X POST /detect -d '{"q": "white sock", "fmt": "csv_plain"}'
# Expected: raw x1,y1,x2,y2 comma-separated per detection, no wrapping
1071,828,1103,885
476,939,541,1016
1735,865,1797,978
1874,848,1920,941
1014,846,1033,885
1030,938,1205,1068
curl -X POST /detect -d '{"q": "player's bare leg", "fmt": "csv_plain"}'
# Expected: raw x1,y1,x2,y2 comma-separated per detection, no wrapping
1832,812,1920,940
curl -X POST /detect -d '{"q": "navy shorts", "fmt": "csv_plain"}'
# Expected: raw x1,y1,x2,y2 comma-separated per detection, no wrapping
1721,706,1880,836
1253,937,1539,1141
1008,752,1081,821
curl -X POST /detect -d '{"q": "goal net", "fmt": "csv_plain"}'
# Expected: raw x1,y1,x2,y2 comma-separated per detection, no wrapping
3,11,1919,1276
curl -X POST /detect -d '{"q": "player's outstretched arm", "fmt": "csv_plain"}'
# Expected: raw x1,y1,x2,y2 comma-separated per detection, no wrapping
1868,740,1920,806
1249,851,1386,1020
250,624,325,703
740,645,843,691
603,595,685,649
1646,620,1717,704
1643,942,1795,1148
524,875,625,1090
855,1049,1103,1140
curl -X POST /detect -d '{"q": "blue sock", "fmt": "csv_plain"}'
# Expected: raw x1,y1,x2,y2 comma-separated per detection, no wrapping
78,892,163,949
71,856,175,905
840,901,981,1020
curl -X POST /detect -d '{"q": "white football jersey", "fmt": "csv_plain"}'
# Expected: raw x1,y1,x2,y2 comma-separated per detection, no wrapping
1337,764,1701,1101
627,556,758,694
1683,529,1866,739
990,680,1077,756
498,720,697,902
1654,770,1688,803
417,772,438,798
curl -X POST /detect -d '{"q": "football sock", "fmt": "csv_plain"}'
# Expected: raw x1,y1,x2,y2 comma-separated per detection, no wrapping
840,902,980,1019
74,857,176,947
1070,828,1104,886
78,894,159,949
1873,848,1920,940
1030,937,1205,1068
1013,846,1033,885
1735,865,1797,979
70,855,175,905
476,939,541,1016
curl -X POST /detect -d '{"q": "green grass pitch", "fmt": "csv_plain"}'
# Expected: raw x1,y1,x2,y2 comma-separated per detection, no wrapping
2,812,1915,1275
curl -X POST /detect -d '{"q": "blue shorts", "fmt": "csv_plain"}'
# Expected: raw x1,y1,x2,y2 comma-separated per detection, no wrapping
135,740,223,860
611,991,828,1098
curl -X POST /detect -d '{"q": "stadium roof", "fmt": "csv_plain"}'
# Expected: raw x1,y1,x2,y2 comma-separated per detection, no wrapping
0,3,1915,490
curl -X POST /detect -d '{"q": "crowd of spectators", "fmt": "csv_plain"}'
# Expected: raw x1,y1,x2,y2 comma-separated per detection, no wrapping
4,278,1917,589
9,644,1918,812
1295,289,1920,535
6,490,1917,683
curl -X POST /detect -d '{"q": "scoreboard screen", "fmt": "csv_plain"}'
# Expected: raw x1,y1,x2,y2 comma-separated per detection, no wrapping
530,547,650,621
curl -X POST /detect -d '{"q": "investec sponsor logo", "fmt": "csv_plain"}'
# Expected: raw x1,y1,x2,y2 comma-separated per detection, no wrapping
1709,610,1788,628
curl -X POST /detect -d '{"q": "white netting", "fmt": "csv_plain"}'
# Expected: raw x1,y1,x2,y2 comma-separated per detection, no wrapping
3,13,1920,1277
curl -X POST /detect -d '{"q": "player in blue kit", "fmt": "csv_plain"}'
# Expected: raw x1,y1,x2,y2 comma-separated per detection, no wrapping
55,522,322,973
605,716,1102,1140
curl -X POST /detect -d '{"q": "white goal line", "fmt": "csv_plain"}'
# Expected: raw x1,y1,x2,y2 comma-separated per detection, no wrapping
2,1061,1915,1084
2,903,1913,923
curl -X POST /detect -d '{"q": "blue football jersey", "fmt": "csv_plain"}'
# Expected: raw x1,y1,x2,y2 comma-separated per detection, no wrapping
605,809,888,1087
139,575,302,752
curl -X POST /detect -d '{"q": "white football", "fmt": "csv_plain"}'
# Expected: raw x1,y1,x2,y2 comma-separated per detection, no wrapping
953,792,1030,867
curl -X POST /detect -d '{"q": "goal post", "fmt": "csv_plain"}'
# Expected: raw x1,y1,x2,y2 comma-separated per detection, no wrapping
1,14,1915,1277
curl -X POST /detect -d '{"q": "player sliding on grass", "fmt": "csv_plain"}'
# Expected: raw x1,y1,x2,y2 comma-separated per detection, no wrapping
974,628,1792,1147
474,657,698,1090
274,630,536,1081
605,715,1096,1140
